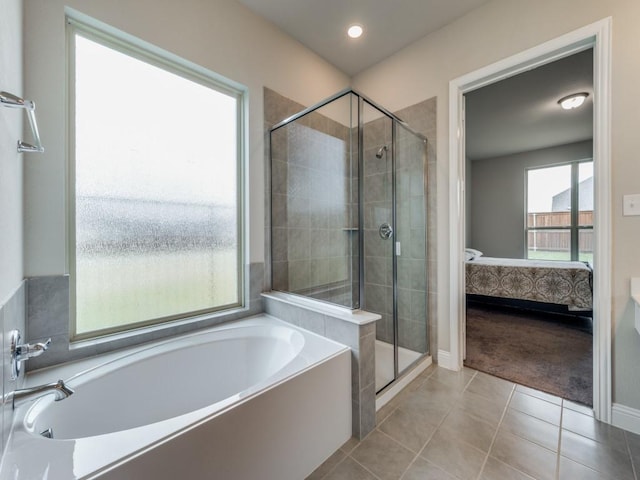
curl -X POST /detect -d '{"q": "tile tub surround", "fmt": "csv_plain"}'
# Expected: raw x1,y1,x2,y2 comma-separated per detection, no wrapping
24,263,266,370
262,291,379,439
0,281,27,458
308,365,640,480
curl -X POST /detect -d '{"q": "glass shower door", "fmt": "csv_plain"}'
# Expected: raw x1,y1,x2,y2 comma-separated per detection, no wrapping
395,122,428,377
268,89,429,397
361,101,395,392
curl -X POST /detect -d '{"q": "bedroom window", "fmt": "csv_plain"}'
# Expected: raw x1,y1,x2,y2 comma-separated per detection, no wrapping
526,161,593,262
69,18,245,340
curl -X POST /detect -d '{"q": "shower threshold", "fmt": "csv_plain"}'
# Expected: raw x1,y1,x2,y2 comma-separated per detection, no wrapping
375,340,432,411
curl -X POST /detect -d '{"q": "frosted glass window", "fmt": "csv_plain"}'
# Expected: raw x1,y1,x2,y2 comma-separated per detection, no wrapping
72,30,242,338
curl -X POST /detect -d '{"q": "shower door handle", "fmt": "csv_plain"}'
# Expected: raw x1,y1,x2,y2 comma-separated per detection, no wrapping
379,223,393,239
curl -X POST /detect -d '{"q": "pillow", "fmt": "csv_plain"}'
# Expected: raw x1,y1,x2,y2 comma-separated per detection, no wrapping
465,248,483,258
464,251,474,261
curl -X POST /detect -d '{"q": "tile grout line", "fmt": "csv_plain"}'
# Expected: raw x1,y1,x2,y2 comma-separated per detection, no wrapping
396,424,439,480
474,384,516,480
398,369,478,479
555,400,564,480
315,452,348,480
624,431,639,480
348,453,384,480
315,433,368,480
377,427,422,451
323,426,379,479
325,365,439,480
375,365,436,426
400,370,478,479
351,373,444,480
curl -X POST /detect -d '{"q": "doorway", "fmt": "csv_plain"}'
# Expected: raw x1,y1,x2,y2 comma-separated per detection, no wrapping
462,49,594,405
448,19,612,422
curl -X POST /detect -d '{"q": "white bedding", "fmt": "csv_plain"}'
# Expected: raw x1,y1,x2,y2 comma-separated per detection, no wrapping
468,256,592,271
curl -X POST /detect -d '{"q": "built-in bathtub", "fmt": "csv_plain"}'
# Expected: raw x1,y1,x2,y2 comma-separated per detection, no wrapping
1,315,351,479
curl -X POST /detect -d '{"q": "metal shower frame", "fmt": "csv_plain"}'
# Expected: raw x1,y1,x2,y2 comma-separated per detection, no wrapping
269,88,428,392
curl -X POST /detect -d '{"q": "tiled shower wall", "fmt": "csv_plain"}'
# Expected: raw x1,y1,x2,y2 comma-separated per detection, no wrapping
0,282,26,456
395,125,428,353
361,114,394,344
395,99,438,360
266,88,358,308
263,86,304,295
364,120,428,355
265,88,438,360
360,101,434,358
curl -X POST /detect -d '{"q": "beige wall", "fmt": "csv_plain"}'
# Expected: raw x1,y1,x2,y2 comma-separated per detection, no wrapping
0,0,23,302
23,0,349,274
469,140,593,259
353,0,640,409
18,0,640,411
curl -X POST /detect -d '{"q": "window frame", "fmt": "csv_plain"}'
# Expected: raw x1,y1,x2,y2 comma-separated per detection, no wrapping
67,16,246,341
525,159,593,262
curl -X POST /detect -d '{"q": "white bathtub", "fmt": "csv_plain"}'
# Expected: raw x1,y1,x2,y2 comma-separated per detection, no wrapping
1,315,351,479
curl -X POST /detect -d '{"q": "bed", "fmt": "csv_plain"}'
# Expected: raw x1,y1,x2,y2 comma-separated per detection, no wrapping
465,256,593,311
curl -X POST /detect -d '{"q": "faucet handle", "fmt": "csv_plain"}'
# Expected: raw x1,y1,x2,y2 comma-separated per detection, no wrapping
10,330,52,380
16,337,51,362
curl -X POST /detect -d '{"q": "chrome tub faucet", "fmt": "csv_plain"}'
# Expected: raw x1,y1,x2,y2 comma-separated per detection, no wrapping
12,379,74,408
7,330,75,408
10,329,51,379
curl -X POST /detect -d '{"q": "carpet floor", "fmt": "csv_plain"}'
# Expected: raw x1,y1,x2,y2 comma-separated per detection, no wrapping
464,304,593,406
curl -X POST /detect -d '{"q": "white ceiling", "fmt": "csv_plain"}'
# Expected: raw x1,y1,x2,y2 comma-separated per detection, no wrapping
237,1,593,160
236,0,490,76
465,48,594,160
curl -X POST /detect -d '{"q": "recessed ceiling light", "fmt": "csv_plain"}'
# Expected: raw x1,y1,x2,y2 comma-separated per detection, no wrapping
558,92,589,110
347,24,363,39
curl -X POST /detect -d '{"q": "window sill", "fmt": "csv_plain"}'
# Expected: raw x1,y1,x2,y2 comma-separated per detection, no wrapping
70,304,248,351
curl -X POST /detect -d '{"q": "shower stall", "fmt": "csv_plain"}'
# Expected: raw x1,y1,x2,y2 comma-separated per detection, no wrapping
269,89,428,394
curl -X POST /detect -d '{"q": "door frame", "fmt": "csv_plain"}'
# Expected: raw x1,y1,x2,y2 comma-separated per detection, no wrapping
448,18,612,422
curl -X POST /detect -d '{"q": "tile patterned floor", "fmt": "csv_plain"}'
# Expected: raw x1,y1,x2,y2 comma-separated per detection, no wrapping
307,365,640,480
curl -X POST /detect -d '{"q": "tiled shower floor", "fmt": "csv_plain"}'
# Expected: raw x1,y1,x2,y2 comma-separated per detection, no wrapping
307,365,640,480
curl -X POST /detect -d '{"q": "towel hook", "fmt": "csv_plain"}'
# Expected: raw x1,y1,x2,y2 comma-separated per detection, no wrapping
0,91,45,153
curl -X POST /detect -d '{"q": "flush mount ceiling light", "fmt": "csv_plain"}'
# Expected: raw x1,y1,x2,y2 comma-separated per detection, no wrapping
347,24,363,39
558,92,589,110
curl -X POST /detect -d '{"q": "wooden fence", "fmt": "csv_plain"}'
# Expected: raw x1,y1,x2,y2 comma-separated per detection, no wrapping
527,211,593,252
527,211,593,227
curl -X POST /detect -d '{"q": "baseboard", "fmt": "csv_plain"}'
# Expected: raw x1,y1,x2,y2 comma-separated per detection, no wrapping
437,349,455,370
611,403,640,435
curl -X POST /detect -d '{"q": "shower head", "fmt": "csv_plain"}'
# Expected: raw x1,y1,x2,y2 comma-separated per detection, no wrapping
375,145,388,159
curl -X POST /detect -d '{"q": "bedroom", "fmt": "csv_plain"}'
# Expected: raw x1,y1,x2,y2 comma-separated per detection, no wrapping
463,48,594,405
